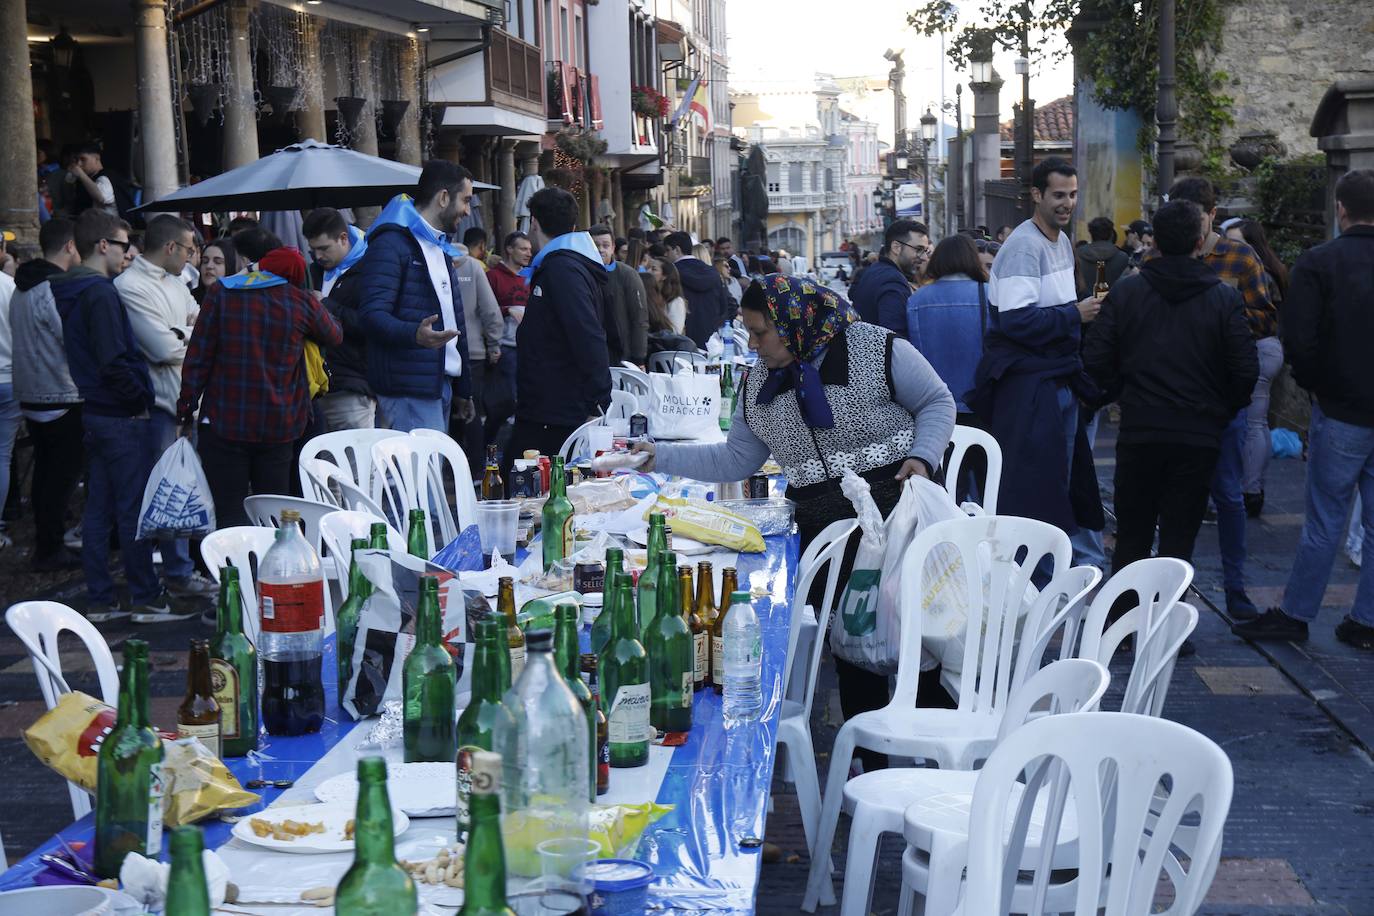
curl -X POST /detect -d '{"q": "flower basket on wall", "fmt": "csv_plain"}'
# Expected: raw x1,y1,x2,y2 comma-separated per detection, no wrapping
631,85,670,119
554,127,608,163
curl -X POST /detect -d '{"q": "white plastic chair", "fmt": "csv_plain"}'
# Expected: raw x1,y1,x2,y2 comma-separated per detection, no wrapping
945,425,1003,515
408,429,481,536
1011,565,1103,689
802,514,1073,912
320,510,405,599
560,418,606,463
607,389,640,420
610,365,651,403
201,526,279,646
958,712,1233,916
242,494,335,559
6,601,120,818
647,350,706,374
371,435,477,557
301,457,388,518
777,519,858,901
298,428,402,495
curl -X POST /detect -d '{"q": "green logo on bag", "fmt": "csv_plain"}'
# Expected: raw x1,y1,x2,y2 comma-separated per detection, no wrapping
838,569,881,636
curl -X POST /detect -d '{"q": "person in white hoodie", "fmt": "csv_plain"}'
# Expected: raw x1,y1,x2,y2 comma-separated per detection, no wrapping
114,214,214,597
0,263,17,549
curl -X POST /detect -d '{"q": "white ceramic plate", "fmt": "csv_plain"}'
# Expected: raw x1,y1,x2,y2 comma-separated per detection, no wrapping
314,762,457,818
625,527,715,556
230,802,410,854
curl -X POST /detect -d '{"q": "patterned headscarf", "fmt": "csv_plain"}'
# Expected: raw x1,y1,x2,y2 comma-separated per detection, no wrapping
752,274,858,429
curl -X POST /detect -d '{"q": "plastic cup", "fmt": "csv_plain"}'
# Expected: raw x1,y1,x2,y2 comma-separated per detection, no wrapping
476,499,520,565
587,425,615,456
537,837,600,895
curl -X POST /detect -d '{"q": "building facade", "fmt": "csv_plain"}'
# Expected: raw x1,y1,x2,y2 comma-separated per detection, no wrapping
841,111,882,248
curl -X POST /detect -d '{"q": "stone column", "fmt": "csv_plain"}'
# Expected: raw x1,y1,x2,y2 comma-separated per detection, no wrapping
0,0,38,244
350,32,379,157
970,72,1004,227
497,139,518,241
223,0,260,169
134,0,180,201
394,38,423,165
610,169,625,237
298,14,327,143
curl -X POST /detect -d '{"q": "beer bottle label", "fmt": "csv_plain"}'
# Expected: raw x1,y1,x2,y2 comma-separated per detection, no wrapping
681,671,693,706
560,516,575,558
455,746,478,836
147,762,165,853
510,645,526,682
176,722,221,760
259,580,325,634
711,635,724,686
209,659,240,739
693,632,708,685
608,683,651,744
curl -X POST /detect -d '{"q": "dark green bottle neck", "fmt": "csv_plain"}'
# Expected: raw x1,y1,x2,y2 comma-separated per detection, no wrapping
118,651,150,729
473,632,503,703
416,587,442,646
614,580,636,639
549,457,567,498
216,580,243,639
655,551,678,621
464,792,508,906
353,779,397,864
347,541,372,600
554,616,580,681
368,526,388,549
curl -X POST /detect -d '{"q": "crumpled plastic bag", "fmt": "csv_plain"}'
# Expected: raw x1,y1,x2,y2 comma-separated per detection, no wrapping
648,495,764,553
120,848,230,910
1271,427,1303,459
161,738,260,827
502,802,672,876
137,437,215,541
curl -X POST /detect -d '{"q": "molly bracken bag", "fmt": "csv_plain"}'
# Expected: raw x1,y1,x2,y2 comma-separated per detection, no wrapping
137,437,216,541
645,370,722,440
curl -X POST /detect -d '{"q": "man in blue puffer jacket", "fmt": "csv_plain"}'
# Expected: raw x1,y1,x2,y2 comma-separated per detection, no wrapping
848,219,928,336
502,187,612,479
358,160,475,432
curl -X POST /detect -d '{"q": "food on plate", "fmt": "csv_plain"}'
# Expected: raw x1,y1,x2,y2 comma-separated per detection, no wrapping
399,845,466,888
249,816,327,841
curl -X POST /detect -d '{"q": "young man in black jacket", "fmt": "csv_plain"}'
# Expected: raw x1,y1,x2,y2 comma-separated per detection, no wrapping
664,230,731,348
504,187,612,479
1083,199,1258,578
304,207,375,430
1236,169,1374,648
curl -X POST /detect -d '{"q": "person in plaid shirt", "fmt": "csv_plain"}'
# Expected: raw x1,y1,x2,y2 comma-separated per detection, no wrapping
177,243,341,528
1165,178,1278,626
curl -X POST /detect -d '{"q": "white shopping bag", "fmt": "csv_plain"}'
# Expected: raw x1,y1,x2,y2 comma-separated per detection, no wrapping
646,370,721,440
829,473,964,675
137,438,216,541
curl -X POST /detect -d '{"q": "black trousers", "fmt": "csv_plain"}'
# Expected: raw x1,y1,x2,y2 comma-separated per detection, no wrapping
1112,441,1220,573
459,362,489,479
198,426,294,530
500,417,579,483
28,408,85,559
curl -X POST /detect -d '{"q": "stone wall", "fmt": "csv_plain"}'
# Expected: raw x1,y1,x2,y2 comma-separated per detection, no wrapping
1210,0,1374,157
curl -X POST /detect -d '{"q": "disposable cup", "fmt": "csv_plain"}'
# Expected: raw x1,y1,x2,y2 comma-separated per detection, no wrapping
476,499,520,565
537,837,600,895
587,425,615,456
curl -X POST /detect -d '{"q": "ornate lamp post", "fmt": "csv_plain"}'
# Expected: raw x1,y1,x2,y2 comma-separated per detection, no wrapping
1157,0,1178,199
920,108,937,226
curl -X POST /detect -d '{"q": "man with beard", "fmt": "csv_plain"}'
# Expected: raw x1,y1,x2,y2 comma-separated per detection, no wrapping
358,160,474,432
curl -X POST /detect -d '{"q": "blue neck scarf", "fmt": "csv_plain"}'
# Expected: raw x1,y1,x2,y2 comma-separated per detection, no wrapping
751,275,857,429
324,224,367,286
220,269,288,289
369,194,462,258
519,231,616,283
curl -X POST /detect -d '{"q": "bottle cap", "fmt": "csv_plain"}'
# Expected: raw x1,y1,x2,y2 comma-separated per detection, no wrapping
554,602,579,623
579,652,597,670
350,537,368,550
221,564,239,582
280,509,301,524
731,591,751,604
356,755,388,783
420,575,440,593
523,449,540,460
525,628,554,651
468,750,501,795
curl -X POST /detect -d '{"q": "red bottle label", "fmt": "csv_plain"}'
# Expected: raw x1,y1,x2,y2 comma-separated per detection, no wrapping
259,580,325,634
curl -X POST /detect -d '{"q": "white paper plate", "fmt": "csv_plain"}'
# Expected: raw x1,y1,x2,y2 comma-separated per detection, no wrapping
314,762,457,818
230,802,410,854
625,527,715,556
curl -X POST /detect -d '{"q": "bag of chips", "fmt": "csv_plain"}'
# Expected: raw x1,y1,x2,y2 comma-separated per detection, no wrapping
648,495,764,553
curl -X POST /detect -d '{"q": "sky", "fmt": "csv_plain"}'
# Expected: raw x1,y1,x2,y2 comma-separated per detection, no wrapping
725,0,1075,147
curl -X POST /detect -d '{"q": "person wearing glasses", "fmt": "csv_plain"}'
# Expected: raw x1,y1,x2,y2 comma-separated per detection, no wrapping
848,219,929,337
974,238,1001,276
114,214,216,603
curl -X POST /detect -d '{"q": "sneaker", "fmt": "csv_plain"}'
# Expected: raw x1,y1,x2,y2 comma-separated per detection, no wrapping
1226,588,1260,622
1243,491,1264,519
166,571,217,597
63,526,82,549
0,528,11,550
1335,616,1374,650
199,606,218,627
131,591,196,624
86,602,130,623
1233,607,1308,642
32,547,82,572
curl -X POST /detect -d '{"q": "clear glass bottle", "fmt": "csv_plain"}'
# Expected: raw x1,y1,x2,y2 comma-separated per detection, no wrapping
335,757,417,915
722,591,763,720
258,509,325,736
494,629,589,876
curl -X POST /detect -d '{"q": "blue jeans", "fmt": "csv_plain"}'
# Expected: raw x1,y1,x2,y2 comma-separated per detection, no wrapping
0,384,21,527
1211,410,1248,591
1283,405,1374,625
378,384,451,433
150,409,194,580
83,413,161,605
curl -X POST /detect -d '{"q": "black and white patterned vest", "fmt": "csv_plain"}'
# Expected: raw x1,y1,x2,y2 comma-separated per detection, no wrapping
742,322,915,488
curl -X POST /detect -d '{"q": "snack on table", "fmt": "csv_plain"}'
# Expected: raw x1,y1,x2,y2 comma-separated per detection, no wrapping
249,816,327,842
399,845,466,888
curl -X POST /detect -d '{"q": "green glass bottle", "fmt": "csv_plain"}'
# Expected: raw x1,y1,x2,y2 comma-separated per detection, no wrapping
458,751,516,916
599,575,650,767
457,620,516,839
646,550,694,734
209,565,258,757
637,513,667,635
541,456,575,571
403,576,457,763
94,639,164,879
335,538,373,703
720,363,735,431
164,826,210,916
336,757,417,915
554,602,597,802
407,508,429,559
591,568,619,657
368,522,389,550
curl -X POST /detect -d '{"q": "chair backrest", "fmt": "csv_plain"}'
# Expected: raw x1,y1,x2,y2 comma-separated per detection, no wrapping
319,510,406,601
647,350,705,375
963,712,1233,916
994,657,1110,744
299,428,403,493
610,366,651,402
301,457,387,518
946,425,1003,514
242,494,335,560
408,429,480,538
371,435,474,557
895,514,1072,714
6,601,117,820
607,389,640,420
560,417,606,463
1012,565,1102,691
201,526,280,646
784,520,858,717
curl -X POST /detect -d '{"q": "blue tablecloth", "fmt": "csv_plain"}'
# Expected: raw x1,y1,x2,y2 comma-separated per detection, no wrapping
0,534,799,914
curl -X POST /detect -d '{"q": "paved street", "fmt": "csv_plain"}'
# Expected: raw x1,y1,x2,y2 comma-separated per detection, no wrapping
2,417,1373,913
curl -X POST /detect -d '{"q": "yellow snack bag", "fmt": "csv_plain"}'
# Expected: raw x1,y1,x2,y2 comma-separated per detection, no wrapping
649,496,765,553
501,802,672,877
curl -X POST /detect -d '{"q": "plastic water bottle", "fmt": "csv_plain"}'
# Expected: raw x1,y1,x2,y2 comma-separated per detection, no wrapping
721,321,735,361
257,509,325,736
722,590,762,719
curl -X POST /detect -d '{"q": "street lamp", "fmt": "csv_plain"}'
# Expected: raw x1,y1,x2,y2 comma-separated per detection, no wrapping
970,57,993,85
920,109,937,226
50,26,78,71
895,151,909,172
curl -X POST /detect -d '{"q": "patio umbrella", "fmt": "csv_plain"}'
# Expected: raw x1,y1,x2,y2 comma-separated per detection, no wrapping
136,138,498,213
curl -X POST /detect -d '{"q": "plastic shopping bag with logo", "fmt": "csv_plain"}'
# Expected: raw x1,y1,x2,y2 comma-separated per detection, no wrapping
645,371,721,441
137,437,216,541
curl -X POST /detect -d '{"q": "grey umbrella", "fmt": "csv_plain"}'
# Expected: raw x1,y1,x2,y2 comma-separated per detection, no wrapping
136,138,498,213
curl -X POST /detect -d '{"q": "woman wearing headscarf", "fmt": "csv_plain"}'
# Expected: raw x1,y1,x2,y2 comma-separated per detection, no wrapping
634,274,956,768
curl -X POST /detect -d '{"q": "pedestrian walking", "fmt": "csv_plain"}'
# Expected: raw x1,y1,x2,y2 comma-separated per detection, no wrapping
905,233,988,417
591,224,649,366
454,227,502,477
664,230,731,348
1083,199,1258,589
848,219,928,336
1235,169,1374,649
966,157,1106,569
1074,216,1130,299
483,231,530,449
304,208,376,432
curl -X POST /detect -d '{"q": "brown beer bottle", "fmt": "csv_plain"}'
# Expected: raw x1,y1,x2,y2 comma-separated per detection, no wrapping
481,444,504,501
177,639,222,758
712,568,739,694
497,576,526,682
681,566,706,691
695,562,717,689
581,653,610,795
1094,260,1109,298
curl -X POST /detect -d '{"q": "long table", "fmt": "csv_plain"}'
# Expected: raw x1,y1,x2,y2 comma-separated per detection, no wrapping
0,533,799,914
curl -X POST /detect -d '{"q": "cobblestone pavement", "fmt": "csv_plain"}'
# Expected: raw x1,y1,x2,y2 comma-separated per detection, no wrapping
2,419,1373,914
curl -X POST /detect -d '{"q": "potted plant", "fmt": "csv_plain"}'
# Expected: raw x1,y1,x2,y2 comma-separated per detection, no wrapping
631,85,671,120
554,127,608,163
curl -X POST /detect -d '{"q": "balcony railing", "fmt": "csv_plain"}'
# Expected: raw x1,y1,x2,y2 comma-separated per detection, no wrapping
546,60,602,130
488,30,543,117
688,155,711,184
